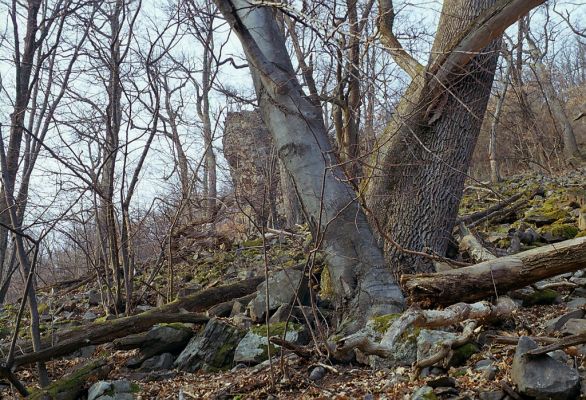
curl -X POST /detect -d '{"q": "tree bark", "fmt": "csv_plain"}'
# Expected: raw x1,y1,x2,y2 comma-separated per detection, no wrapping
214,0,405,332
402,237,586,306
366,0,501,276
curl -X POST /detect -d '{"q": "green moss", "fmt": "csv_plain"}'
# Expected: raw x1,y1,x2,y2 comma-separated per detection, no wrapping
37,303,49,315
242,238,263,247
450,343,479,366
543,223,580,239
319,266,334,300
370,313,401,334
29,359,107,400
496,237,511,249
130,383,140,393
250,321,303,337
523,288,560,306
576,230,586,238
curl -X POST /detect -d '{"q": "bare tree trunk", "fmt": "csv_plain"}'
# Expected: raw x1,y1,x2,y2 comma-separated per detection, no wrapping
526,32,583,161
0,0,42,290
215,0,404,332
490,58,510,183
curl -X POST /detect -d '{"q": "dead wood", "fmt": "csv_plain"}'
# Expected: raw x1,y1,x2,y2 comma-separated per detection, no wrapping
334,297,516,361
12,276,265,367
466,188,541,228
525,332,586,356
402,237,586,306
458,223,496,263
415,321,476,371
269,336,313,359
457,191,525,225
28,359,112,400
207,293,256,317
486,335,557,345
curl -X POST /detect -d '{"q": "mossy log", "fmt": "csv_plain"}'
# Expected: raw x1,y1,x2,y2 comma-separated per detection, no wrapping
402,237,586,306
13,276,264,367
28,359,112,400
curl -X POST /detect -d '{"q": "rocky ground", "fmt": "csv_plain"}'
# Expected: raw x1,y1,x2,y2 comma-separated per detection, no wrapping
1,168,586,399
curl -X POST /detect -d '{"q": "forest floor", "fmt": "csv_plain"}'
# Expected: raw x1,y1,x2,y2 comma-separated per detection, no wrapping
1,167,586,399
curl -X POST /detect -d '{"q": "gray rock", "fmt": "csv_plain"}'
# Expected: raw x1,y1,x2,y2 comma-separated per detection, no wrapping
511,336,580,400
174,318,245,372
139,353,174,372
478,390,505,400
566,297,586,310
87,289,101,306
88,380,135,400
561,318,586,336
309,366,326,381
247,269,308,322
126,325,192,368
544,309,584,334
411,386,437,400
88,381,112,400
233,323,306,364
82,311,97,321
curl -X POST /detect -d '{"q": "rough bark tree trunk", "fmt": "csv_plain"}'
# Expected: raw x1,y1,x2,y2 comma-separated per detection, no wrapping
366,0,501,275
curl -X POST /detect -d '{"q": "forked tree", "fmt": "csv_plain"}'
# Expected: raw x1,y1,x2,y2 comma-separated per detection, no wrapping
213,0,545,332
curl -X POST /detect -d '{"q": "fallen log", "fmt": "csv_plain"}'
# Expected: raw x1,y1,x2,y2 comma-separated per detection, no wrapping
458,224,496,263
12,276,265,367
402,237,586,306
13,312,207,367
28,359,112,400
457,191,525,225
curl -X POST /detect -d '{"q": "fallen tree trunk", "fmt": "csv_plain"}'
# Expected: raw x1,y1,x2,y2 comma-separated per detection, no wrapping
28,359,112,400
402,237,586,306
13,312,208,367
12,276,265,367
457,191,525,225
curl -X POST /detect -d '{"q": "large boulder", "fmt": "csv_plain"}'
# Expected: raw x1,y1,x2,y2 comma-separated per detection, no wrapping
124,324,192,368
233,322,307,364
247,269,308,322
174,318,245,372
511,336,580,399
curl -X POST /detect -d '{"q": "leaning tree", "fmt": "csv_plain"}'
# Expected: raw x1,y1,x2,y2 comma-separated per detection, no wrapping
213,0,545,332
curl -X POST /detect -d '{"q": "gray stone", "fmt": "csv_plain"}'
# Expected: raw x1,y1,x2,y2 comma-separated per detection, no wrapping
88,381,112,400
87,289,101,306
478,390,505,400
88,380,135,400
411,386,436,400
545,309,585,334
139,353,174,372
247,269,308,322
566,297,586,310
126,325,192,368
83,311,97,321
309,366,326,381
561,318,586,336
174,318,245,372
511,336,580,400
233,323,306,364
